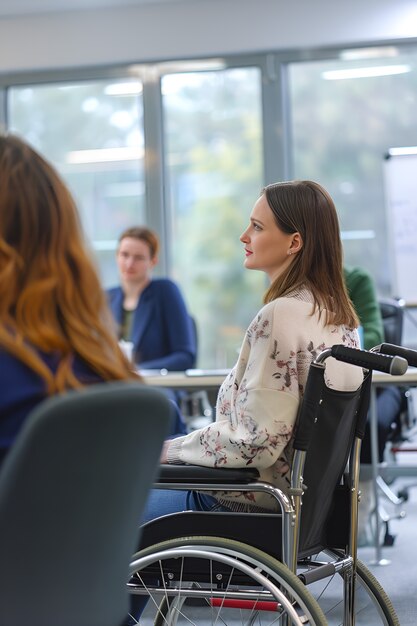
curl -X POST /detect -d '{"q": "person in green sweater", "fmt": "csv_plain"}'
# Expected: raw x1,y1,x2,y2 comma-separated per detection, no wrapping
343,266,384,350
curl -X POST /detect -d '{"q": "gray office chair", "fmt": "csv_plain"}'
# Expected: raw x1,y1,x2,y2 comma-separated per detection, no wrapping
378,296,407,439
373,298,406,444
0,381,171,626
379,297,404,346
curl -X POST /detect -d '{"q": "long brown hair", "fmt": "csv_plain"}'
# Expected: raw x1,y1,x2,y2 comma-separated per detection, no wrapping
0,133,138,392
263,180,358,328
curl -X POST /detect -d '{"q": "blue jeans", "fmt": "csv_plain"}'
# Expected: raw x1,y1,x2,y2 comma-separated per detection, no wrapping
125,489,232,625
141,488,231,524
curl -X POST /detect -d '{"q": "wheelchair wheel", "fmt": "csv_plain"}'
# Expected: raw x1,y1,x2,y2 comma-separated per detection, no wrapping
299,554,400,625
128,536,327,625
355,561,400,625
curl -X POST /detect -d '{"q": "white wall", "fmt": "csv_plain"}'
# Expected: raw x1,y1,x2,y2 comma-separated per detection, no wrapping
1,0,417,74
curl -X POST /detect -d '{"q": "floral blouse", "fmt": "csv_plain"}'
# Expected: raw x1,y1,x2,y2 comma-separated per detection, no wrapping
166,288,362,511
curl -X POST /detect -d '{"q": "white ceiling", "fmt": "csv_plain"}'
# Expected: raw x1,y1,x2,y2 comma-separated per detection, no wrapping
0,0,187,18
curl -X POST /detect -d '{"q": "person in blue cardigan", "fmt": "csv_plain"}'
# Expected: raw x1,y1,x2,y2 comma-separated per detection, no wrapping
107,226,196,372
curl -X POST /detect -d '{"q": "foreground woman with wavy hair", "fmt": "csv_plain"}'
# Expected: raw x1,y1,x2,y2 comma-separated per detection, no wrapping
0,133,139,465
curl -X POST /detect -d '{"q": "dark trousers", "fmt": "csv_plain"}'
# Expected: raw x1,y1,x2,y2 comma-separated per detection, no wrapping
360,386,403,463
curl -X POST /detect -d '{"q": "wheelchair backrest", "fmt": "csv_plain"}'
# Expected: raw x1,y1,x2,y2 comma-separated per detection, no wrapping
297,372,370,556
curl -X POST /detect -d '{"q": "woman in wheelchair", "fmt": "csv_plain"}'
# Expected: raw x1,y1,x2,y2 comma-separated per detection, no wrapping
129,185,406,625
143,180,363,520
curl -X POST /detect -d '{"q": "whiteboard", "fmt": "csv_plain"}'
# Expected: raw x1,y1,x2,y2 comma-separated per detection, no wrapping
383,148,417,304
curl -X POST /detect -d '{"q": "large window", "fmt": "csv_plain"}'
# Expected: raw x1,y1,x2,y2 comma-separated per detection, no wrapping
288,46,417,295
162,66,265,367
9,78,145,288
8,68,265,368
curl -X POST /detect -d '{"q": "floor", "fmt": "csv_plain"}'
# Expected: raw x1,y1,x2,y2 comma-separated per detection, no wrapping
356,473,417,624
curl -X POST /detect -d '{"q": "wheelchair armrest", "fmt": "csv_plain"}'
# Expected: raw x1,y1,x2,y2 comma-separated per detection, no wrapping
157,464,260,484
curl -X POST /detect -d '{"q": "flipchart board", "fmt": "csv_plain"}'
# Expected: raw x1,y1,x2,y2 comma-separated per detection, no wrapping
383,148,417,304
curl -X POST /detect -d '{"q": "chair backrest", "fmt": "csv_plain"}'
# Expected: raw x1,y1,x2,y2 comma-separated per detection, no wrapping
0,381,171,626
296,368,370,556
189,315,198,363
379,297,404,346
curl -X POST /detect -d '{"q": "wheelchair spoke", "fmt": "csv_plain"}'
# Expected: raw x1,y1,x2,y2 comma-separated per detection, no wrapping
129,538,327,625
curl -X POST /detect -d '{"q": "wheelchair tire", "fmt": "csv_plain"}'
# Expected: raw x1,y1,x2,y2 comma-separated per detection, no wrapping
298,554,400,626
128,535,327,625
354,560,400,626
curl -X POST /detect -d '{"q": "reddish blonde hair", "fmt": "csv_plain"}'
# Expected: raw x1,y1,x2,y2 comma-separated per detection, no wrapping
0,133,138,393
118,226,160,259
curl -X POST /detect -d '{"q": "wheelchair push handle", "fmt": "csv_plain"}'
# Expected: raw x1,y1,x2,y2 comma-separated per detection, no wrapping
330,344,408,376
294,345,407,451
373,342,417,369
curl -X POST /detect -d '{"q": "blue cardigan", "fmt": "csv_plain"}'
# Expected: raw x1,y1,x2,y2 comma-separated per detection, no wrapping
0,350,101,466
107,278,196,371
0,348,185,466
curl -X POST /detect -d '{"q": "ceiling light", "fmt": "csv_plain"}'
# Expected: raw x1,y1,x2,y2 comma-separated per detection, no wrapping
104,82,143,96
387,146,417,156
340,47,399,61
66,146,144,164
156,59,226,74
322,64,411,80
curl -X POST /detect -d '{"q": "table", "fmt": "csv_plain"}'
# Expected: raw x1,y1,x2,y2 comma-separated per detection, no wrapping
142,368,417,391
372,368,417,387
141,369,229,391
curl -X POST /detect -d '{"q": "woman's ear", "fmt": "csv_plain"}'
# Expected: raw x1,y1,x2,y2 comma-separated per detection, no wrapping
289,232,303,254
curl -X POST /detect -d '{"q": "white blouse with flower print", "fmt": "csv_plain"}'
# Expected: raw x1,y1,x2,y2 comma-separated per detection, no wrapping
166,288,363,511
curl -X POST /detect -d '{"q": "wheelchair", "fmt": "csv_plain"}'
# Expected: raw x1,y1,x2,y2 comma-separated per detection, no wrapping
128,344,409,625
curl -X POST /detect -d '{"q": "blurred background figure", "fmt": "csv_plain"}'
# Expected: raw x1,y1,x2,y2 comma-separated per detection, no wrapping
107,226,196,372
0,133,140,467
343,265,384,350
107,226,195,435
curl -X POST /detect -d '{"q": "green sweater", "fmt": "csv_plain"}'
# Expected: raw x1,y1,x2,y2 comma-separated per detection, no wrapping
344,266,384,350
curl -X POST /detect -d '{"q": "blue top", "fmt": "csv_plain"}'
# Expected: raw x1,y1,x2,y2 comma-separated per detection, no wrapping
0,347,186,466
107,278,196,371
0,349,101,466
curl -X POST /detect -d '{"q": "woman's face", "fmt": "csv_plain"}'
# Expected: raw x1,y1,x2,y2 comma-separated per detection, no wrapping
116,237,156,287
240,194,301,283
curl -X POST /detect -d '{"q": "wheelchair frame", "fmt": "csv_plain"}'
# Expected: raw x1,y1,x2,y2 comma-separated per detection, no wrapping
128,345,408,625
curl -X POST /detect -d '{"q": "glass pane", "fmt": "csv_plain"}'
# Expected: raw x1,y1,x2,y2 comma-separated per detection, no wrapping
8,79,144,287
162,67,264,368
288,48,417,297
